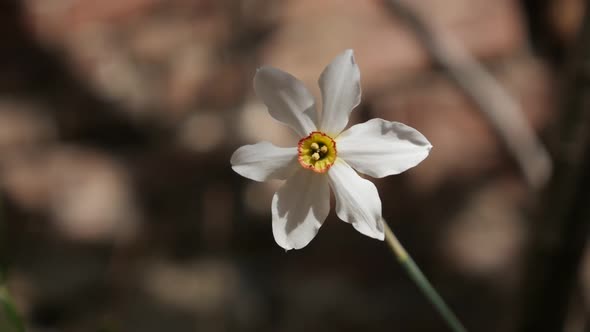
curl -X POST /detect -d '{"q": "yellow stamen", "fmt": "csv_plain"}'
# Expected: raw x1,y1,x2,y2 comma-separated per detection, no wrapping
312,152,320,160
320,145,328,153
310,142,320,151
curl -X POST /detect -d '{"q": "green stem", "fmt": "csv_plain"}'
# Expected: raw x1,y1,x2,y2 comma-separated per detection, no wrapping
0,284,25,332
0,198,25,332
383,221,467,332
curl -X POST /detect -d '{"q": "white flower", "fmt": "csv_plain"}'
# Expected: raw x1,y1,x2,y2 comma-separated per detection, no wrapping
231,50,432,250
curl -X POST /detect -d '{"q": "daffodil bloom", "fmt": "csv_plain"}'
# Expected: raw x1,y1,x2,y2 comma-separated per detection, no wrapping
231,50,432,250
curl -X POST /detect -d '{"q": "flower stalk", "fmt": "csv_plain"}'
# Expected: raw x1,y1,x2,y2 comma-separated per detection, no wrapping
383,221,467,332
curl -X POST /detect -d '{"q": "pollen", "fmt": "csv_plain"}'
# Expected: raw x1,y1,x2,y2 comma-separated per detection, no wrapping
297,131,337,173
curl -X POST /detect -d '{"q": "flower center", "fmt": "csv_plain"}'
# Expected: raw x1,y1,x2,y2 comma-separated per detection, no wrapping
297,131,337,173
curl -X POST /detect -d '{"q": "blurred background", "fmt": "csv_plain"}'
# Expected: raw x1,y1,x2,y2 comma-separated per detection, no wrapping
0,0,589,331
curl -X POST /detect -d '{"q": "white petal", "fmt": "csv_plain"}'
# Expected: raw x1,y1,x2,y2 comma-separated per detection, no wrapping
272,169,330,250
337,118,432,178
231,142,298,182
328,161,384,240
254,66,317,137
319,49,361,135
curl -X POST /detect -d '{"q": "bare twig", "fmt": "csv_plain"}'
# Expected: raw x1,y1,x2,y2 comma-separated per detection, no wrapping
383,0,552,190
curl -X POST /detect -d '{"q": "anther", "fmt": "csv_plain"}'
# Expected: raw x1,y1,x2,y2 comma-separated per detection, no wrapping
310,142,320,151
320,145,328,153
311,152,320,160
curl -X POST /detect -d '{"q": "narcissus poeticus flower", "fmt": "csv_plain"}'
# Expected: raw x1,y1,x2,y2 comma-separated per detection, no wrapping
231,50,432,250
